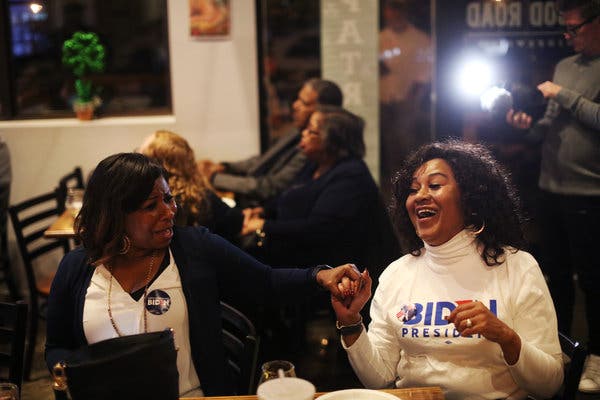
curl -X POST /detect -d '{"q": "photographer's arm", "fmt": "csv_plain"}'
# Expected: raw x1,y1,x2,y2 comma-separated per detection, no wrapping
553,86,600,131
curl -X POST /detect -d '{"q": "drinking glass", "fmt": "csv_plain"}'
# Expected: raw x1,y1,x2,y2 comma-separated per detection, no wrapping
65,188,84,217
0,383,18,400
258,360,296,386
257,376,315,400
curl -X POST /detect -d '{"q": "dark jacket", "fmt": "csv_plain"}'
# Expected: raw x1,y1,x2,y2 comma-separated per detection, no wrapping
257,158,401,275
212,129,307,207
45,226,319,396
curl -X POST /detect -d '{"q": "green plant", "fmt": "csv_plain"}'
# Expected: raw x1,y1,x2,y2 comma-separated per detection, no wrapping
62,32,106,104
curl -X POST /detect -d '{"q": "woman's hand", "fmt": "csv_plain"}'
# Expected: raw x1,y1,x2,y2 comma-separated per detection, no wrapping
241,216,264,236
242,207,264,219
330,269,371,346
331,269,371,324
446,300,522,365
316,263,361,299
242,207,264,230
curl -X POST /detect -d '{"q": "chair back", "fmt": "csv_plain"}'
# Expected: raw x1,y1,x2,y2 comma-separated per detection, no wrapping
220,301,259,395
8,191,69,300
0,301,28,392
56,167,84,213
9,191,70,379
556,331,586,399
0,228,18,301
0,175,18,301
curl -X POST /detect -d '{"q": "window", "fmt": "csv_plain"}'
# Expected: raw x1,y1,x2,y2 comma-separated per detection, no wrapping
0,0,171,120
256,0,320,150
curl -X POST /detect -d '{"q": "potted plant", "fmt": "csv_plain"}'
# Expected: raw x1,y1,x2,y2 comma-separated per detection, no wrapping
62,32,106,120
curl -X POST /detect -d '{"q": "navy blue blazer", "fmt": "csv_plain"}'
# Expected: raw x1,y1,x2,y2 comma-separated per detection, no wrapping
45,226,318,396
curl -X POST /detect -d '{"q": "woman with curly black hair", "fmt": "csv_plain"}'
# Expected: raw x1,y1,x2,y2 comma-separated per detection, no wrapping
332,140,563,399
393,139,526,265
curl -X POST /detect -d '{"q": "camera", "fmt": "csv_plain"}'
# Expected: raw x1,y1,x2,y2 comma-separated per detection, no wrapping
481,82,546,121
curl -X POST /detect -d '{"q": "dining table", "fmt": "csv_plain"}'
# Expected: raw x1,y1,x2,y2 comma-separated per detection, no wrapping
44,209,77,239
184,387,445,400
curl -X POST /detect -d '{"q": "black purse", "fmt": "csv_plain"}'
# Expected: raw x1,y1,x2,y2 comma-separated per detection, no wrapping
52,329,179,400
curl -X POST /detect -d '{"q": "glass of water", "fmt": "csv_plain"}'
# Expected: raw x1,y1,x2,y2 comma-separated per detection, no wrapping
65,188,84,217
258,360,296,386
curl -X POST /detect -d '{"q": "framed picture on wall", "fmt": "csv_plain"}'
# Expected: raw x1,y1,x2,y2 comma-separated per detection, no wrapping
189,0,230,39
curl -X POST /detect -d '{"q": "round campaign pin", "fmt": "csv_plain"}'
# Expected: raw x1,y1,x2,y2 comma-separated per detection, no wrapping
146,289,171,315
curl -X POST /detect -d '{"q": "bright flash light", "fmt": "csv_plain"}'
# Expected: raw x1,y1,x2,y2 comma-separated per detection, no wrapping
456,58,493,97
30,3,43,13
480,86,512,115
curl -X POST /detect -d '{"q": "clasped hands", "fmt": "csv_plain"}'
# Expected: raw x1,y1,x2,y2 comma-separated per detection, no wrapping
331,268,372,327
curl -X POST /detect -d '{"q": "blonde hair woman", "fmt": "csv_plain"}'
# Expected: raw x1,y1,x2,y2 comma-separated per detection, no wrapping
139,130,242,243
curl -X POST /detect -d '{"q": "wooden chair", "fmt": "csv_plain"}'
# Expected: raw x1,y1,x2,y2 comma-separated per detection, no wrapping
0,300,28,394
56,167,84,214
8,191,69,380
220,301,259,395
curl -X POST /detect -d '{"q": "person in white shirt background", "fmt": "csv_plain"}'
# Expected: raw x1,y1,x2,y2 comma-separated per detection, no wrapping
332,140,563,400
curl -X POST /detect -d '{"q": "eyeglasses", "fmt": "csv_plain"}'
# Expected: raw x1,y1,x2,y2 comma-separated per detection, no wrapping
564,14,598,37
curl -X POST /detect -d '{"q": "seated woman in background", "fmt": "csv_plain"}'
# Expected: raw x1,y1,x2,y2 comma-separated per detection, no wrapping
243,106,400,274
332,140,563,399
45,153,361,397
139,130,242,244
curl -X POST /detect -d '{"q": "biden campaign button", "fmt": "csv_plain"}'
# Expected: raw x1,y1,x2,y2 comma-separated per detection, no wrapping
146,289,171,315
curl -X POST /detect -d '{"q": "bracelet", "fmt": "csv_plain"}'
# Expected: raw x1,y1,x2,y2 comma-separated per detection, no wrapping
336,316,363,335
255,228,266,247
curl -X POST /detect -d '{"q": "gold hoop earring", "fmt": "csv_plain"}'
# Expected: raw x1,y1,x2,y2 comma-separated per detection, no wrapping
119,235,131,255
471,221,485,236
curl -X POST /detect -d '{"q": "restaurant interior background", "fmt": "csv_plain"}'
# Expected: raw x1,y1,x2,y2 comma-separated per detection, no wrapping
0,0,586,393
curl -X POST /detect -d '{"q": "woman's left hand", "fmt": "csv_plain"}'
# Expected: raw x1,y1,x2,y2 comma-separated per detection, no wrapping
241,217,264,236
446,300,522,364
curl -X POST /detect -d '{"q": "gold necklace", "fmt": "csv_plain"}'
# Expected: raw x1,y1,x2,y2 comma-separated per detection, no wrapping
107,251,158,337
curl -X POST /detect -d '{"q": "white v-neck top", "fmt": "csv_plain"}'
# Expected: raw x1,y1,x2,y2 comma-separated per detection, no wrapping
82,249,201,395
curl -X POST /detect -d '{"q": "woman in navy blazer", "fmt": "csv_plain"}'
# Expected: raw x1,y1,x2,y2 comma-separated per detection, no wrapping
45,153,360,396
243,106,400,273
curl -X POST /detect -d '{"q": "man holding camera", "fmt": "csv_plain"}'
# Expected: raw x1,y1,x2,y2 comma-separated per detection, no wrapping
507,0,600,393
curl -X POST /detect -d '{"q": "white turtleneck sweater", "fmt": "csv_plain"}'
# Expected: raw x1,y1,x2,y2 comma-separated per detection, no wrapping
344,230,563,400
